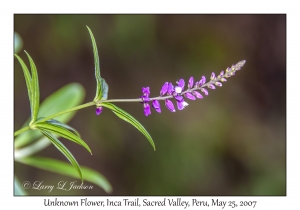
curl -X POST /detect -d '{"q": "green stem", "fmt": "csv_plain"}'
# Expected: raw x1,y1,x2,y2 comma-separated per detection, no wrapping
14,126,31,137
40,101,95,123
14,72,227,137
14,101,95,137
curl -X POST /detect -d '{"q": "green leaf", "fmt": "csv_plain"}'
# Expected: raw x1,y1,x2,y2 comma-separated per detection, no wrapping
18,157,112,194
15,83,85,148
101,102,155,151
35,122,92,154
86,26,109,101
24,51,40,123
46,119,81,137
39,130,83,182
14,176,27,195
14,54,33,116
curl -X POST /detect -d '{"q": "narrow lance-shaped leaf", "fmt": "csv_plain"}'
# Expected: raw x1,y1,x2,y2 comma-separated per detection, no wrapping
86,26,103,100
101,103,155,151
17,157,112,194
86,26,109,101
46,119,81,137
39,129,83,182
35,122,92,154
24,51,40,123
14,54,33,118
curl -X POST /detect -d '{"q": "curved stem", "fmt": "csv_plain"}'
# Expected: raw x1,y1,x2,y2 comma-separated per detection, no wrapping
40,101,95,123
14,82,213,137
14,102,95,137
14,71,228,137
14,126,31,137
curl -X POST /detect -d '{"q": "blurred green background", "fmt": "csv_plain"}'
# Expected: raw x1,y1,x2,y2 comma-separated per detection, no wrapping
14,14,286,195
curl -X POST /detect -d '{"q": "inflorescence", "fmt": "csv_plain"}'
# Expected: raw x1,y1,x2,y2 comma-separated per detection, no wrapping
139,60,246,116
95,60,246,116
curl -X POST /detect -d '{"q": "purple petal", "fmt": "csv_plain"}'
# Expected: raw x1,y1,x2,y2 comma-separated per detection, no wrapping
221,78,227,82
215,82,222,87
194,81,199,87
174,95,183,101
184,92,196,100
152,100,161,113
144,103,151,116
210,72,216,80
152,100,159,108
208,84,216,89
96,106,103,115
160,82,169,96
193,91,203,99
155,107,161,113
188,77,194,88
167,82,174,95
142,87,150,96
177,100,184,110
201,88,208,96
176,78,185,89
220,70,224,77
177,100,189,110
165,100,176,112
199,76,206,86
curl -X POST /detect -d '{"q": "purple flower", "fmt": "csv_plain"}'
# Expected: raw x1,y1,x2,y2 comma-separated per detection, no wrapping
142,87,150,96
96,106,103,115
221,78,227,82
177,100,189,110
165,99,176,112
193,91,203,99
152,100,161,113
167,82,174,95
199,76,206,86
215,82,222,87
176,79,185,89
210,72,216,80
160,82,169,96
201,88,208,96
188,77,194,88
174,95,183,101
144,103,151,116
219,70,224,77
184,92,196,100
140,95,150,102
194,81,199,87
175,79,185,94
208,84,216,89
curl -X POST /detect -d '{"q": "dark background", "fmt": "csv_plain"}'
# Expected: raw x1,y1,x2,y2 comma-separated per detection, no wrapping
14,14,286,195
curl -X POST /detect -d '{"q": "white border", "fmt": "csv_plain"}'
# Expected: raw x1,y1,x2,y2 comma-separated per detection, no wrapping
2,0,298,209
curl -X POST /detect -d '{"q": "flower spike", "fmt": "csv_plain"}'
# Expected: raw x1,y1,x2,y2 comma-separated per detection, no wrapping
138,60,246,115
